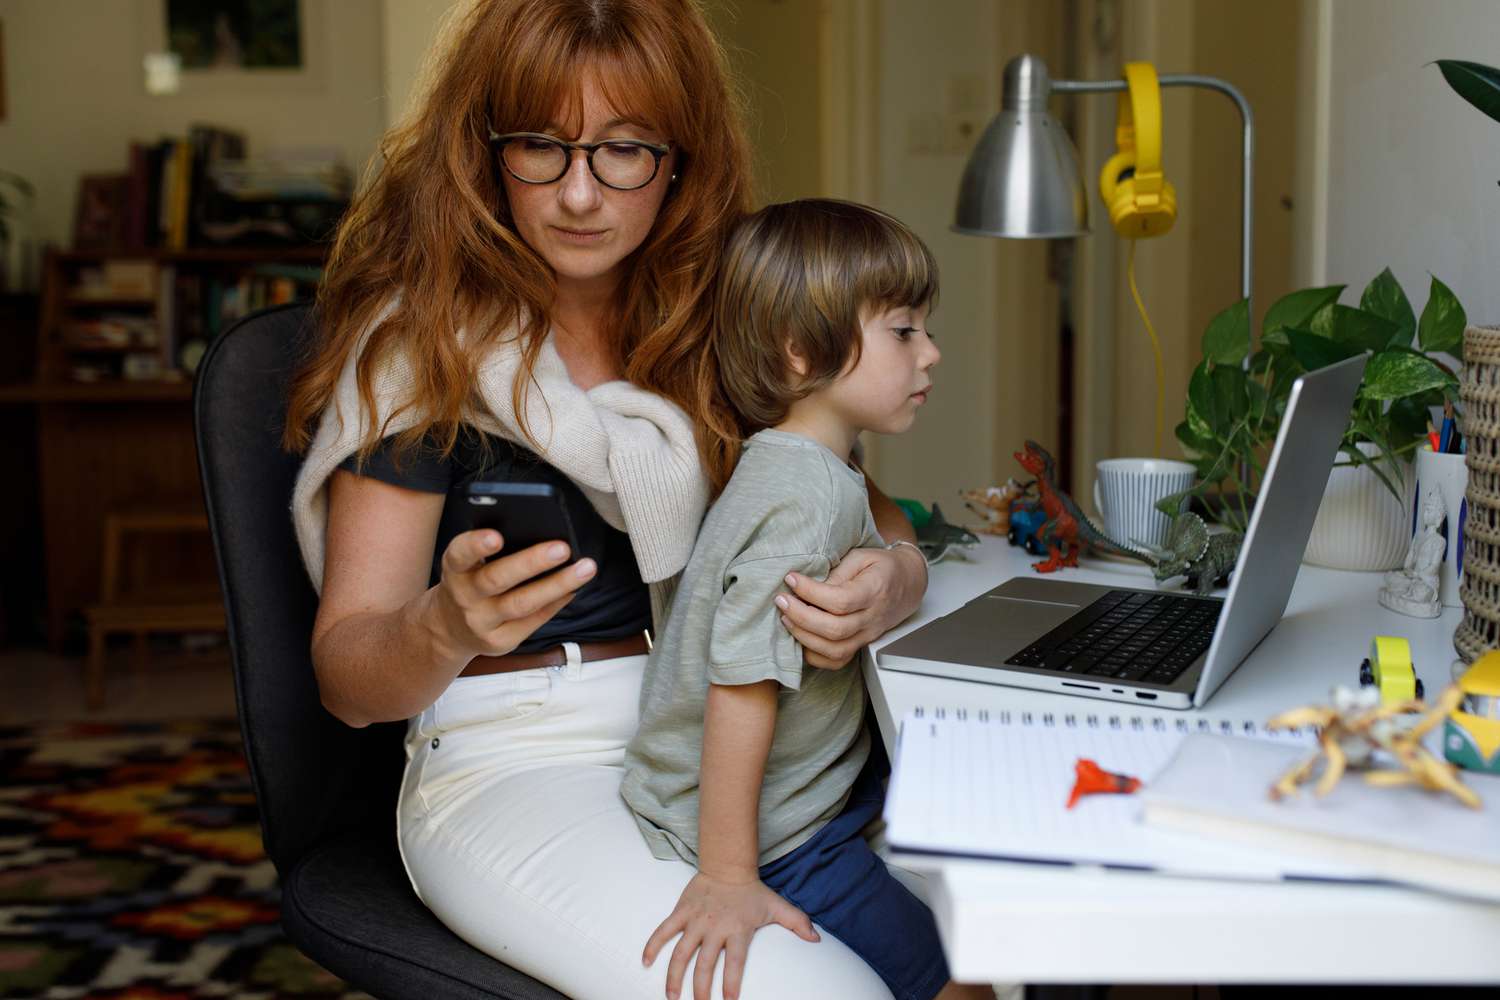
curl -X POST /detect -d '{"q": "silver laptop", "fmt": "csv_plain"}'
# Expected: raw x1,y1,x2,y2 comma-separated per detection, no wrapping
879,354,1367,709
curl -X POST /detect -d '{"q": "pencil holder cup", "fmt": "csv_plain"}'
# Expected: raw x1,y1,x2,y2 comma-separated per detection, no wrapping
1411,447,1468,608
1454,325,1500,664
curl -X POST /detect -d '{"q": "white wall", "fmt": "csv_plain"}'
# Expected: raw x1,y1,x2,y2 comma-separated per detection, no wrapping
0,0,387,248
1308,0,1500,324
381,0,458,128
865,0,1003,502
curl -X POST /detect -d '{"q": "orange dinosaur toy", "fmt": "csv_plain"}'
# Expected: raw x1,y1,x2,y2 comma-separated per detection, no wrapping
1012,440,1151,573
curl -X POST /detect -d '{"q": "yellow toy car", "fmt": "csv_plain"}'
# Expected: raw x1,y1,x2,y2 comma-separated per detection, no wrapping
1444,652,1500,775
1358,635,1424,703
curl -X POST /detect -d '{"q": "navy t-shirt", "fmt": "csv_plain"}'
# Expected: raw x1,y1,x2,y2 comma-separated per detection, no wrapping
338,428,652,654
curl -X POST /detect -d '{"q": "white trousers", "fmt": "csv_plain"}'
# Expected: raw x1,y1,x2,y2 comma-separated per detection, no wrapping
396,646,897,1000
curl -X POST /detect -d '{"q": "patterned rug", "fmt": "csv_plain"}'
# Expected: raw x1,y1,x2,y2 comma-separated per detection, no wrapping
0,719,369,999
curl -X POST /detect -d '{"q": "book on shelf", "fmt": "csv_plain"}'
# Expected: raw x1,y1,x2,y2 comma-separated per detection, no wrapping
60,315,158,351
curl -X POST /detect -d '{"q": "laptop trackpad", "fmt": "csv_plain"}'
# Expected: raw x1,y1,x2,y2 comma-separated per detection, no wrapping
882,592,1085,668
971,597,1080,641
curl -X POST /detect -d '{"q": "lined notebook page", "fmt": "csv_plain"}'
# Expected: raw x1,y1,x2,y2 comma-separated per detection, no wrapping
883,706,1356,882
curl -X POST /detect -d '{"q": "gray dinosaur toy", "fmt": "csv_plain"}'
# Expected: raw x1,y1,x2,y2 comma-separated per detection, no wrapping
1132,491,1245,596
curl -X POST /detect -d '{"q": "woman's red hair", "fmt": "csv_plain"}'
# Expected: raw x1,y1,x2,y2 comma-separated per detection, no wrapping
283,0,752,492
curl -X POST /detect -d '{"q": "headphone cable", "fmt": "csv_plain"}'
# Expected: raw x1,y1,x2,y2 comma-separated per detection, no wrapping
1126,239,1166,457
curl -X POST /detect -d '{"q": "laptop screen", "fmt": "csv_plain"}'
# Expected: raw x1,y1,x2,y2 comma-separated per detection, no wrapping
1192,354,1369,705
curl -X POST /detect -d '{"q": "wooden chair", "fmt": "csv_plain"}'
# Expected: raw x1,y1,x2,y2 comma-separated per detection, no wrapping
82,504,226,708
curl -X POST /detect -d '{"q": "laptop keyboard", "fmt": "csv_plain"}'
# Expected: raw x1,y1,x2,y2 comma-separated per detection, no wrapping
1006,590,1222,686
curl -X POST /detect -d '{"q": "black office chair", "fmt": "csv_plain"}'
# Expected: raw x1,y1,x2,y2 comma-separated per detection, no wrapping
194,303,567,1000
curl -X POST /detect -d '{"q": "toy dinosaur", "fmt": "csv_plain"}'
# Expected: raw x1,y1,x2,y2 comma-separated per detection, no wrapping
1134,493,1245,596
912,503,980,563
1266,684,1479,809
1012,441,1155,573
960,479,1033,535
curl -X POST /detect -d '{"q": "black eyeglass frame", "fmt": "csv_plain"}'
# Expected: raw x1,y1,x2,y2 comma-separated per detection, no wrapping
487,129,673,191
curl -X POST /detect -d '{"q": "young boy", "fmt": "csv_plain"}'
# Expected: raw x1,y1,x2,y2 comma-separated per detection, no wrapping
623,200,987,1000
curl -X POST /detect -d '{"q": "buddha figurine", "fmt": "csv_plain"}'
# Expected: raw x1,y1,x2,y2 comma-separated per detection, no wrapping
1379,486,1446,619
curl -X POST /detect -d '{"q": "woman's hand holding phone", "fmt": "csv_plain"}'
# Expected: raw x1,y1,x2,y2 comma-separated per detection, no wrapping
428,529,597,662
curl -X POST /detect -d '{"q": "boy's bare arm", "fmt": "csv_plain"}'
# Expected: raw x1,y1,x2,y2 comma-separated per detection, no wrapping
645,680,816,1000
697,680,778,880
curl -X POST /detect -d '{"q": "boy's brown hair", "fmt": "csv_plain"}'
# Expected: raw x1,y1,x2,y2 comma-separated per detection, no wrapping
700,198,939,493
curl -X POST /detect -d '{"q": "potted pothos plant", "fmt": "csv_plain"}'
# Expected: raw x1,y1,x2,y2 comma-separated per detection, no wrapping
1176,269,1466,569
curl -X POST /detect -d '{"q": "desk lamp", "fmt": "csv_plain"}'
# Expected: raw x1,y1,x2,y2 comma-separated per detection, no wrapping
955,54,1253,456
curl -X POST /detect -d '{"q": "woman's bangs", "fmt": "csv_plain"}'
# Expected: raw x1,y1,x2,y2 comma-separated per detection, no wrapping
585,39,685,142
490,39,681,141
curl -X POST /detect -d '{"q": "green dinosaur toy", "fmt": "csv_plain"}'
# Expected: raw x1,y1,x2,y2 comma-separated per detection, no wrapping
1134,491,1245,596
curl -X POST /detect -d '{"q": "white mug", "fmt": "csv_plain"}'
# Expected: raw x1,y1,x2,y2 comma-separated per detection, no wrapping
1093,458,1196,553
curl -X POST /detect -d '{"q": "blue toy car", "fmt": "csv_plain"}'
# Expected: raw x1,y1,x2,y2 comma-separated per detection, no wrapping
1007,504,1049,556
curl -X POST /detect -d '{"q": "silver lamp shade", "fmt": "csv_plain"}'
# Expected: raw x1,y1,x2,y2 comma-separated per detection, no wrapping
953,54,1089,239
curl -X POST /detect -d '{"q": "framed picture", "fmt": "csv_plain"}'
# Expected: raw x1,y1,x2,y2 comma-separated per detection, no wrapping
137,0,326,96
165,0,302,70
73,175,130,251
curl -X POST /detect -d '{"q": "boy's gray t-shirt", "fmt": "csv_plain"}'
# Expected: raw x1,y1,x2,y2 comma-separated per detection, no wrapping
621,429,884,866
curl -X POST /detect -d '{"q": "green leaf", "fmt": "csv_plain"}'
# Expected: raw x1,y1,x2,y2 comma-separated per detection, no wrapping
1186,362,1222,439
1437,60,1500,126
1309,302,1337,339
1286,329,1360,371
1203,298,1250,366
1175,419,1216,456
1246,378,1269,423
1212,365,1250,425
1359,268,1416,347
1388,396,1432,439
1260,328,1291,350
1418,275,1467,356
1330,305,1400,353
1361,351,1452,400
1263,285,1344,340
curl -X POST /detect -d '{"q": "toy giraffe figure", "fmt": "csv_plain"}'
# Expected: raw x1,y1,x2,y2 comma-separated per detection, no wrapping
1013,440,1155,573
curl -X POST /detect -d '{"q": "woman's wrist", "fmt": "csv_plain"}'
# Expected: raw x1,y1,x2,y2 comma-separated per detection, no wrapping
888,538,929,600
413,586,475,673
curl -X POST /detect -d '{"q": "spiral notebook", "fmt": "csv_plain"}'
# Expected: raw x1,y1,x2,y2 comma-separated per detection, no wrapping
884,705,1373,884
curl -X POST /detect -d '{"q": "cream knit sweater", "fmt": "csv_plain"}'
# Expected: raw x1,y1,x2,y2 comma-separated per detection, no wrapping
291,313,707,624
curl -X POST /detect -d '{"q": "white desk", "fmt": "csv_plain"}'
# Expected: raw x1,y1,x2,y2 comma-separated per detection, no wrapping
862,536,1500,984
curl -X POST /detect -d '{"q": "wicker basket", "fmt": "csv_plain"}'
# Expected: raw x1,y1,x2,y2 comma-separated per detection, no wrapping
1454,325,1500,663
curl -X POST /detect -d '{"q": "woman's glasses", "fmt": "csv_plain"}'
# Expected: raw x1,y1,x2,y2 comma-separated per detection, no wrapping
488,130,671,191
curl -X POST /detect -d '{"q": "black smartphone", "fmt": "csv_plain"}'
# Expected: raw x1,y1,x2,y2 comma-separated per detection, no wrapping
464,481,581,558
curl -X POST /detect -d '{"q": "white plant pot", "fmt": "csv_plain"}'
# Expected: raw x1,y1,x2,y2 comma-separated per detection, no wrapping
1303,441,1414,571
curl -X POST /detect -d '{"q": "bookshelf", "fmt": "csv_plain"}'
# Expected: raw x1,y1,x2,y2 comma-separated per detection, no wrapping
9,243,325,653
35,246,324,389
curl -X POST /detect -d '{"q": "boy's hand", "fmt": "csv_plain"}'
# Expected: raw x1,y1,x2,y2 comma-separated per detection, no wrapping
777,543,927,668
643,871,819,1000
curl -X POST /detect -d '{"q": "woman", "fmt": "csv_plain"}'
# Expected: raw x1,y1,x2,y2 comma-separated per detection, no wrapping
283,2,929,997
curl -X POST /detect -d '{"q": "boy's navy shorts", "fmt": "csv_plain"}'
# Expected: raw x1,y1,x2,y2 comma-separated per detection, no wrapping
758,752,949,1000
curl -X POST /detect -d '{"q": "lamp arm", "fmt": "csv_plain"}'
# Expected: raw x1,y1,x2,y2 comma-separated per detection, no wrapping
1054,74,1254,323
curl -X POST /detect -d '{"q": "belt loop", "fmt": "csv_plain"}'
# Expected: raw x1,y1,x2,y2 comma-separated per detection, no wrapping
561,640,583,680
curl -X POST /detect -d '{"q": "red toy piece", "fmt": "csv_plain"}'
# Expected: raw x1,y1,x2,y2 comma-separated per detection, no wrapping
1013,441,1081,572
1012,440,1156,574
1066,758,1143,808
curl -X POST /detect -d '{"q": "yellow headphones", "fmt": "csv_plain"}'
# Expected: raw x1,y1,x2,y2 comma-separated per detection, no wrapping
1098,62,1177,239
